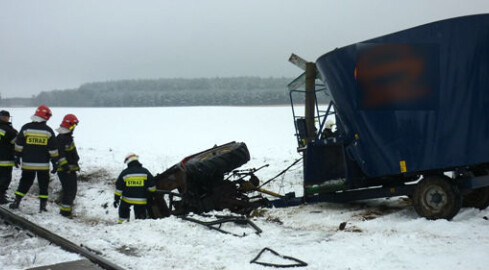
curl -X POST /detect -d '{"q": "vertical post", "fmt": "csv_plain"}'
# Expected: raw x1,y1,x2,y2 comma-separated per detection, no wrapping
304,62,316,144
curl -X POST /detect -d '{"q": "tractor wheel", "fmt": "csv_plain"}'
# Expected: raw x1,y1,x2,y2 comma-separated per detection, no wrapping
185,142,250,183
463,187,489,210
413,175,462,220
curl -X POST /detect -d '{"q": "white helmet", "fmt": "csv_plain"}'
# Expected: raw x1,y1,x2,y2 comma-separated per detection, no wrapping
325,119,335,129
124,153,139,164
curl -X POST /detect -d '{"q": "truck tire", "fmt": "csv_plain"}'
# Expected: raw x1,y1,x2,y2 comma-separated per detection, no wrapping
184,142,250,185
413,175,462,220
462,187,489,210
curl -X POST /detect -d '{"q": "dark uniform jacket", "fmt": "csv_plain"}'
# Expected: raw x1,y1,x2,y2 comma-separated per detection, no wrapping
0,120,18,167
15,121,58,170
115,161,156,205
56,133,80,172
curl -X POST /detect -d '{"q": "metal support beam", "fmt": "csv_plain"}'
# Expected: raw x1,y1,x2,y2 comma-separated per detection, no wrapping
305,62,317,144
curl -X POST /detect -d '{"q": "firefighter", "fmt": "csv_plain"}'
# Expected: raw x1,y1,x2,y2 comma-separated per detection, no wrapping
0,110,18,204
321,119,337,139
56,114,80,217
113,153,156,223
9,105,59,212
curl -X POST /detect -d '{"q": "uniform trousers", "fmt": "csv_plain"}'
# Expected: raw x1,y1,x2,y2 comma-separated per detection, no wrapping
119,200,147,220
15,170,50,199
0,166,13,194
58,171,77,213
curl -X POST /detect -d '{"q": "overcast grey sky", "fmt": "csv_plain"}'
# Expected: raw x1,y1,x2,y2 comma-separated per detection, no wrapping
1,0,488,98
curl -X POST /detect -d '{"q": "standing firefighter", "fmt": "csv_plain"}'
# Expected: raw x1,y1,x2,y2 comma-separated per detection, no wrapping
113,153,156,223
56,114,80,217
10,105,58,212
0,110,18,204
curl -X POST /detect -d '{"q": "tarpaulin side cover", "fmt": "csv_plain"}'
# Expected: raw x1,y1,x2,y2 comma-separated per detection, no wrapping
316,14,489,178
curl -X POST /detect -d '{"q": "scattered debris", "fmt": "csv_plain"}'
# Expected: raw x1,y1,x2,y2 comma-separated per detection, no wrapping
250,247,307,268
344,226,363,233
180,214,262,237
116,245,139,257
359,209,383,221
338,221,362,233
352,199,412,221
78,168,113,183
339,222,347,231
250,209,268,217
265,216,283,225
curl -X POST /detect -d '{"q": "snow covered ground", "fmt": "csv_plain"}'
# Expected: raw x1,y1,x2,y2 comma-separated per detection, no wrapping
1,106,489,270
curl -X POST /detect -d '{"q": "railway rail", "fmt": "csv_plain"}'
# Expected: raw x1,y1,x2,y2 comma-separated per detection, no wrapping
0,206,126,270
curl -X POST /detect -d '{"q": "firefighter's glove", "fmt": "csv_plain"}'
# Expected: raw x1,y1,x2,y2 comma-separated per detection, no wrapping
14,156,21,168
113,197,120,208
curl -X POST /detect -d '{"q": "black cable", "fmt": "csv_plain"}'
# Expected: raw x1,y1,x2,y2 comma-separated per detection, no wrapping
258,158,303,189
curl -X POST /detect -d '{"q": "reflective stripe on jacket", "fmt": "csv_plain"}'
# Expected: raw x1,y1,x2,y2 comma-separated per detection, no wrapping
15,121,58,171
114,161,155,205
0,121,18,166
56,133,80,172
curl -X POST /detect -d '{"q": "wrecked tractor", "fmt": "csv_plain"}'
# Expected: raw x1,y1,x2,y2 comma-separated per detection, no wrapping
148,142,269,218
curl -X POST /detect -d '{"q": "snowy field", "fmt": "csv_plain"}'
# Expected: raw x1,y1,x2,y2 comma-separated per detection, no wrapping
1,106,489,270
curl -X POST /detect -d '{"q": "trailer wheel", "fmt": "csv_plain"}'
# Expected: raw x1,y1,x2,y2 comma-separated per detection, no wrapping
413,175,462,220
463,187,489,210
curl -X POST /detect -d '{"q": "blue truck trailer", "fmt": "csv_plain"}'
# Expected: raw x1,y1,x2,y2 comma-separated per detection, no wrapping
282,14,489,220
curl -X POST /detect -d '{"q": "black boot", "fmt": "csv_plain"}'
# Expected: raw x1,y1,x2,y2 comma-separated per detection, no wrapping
0,193,8,204
60,209,72,218
9,196,22,209
40,199,48,212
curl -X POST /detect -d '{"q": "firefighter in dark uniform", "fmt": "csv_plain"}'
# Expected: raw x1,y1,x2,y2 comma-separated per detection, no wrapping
56,114,80,217
9,105,59,212
0,110,18,204
113,153,156,223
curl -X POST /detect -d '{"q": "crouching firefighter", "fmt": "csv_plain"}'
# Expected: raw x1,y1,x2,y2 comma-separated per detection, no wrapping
56,114,80,217
10,105,58,212
113,153,156,223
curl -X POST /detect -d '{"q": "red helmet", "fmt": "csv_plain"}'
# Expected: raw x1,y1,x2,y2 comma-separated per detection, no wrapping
34,105,52,120
60,114,79,130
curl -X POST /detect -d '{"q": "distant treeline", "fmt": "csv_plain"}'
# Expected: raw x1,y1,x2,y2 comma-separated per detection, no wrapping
2,77,304,107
